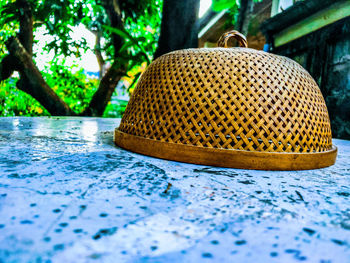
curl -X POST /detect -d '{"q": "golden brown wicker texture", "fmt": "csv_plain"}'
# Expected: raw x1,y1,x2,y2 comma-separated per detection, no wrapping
115,31,336,170
217,30,248,48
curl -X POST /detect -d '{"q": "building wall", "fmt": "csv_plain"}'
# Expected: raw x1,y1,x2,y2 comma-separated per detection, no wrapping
273,17,350,139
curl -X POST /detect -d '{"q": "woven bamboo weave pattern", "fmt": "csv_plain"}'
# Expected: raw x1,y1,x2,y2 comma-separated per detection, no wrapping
217,30,248,48
118,47,332,153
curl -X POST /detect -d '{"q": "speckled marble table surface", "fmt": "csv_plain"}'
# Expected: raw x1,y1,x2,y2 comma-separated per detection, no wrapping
0,117,349,263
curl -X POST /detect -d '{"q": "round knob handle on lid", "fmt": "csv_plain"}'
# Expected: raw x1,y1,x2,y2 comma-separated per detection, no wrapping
217,30,248,48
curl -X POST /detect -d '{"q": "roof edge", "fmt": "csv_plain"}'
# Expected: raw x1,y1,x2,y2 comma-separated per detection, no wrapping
260,0,343,35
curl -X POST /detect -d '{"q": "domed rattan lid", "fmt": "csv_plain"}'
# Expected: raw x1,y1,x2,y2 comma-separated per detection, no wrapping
114,31,337,170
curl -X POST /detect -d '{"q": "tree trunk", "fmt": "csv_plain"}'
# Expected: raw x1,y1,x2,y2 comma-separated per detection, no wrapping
101,0,124,56
81,63,125,116
2,0,75,116
6,37,76,116
16,0,35,92
153,0,200,59
236,0,254,36
17,0,33,55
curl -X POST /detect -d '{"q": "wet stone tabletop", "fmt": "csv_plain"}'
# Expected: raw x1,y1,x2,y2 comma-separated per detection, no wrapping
0,117,349,263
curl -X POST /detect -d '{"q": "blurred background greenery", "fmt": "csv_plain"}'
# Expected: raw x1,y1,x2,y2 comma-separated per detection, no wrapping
0,0,251,117
0,0,166,117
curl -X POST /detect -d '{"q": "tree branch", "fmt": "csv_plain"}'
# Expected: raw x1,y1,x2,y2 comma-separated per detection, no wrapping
236,0,254,36
83,0,126,116
82,62,125,116
101,0,124,54
0,0,33,82
87,28,106,79
95,31,105,79
6,37,76,116
17,0,33,55
0,55,19,81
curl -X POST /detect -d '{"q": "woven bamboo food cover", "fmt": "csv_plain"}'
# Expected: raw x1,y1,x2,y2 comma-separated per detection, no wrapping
115,31,337,170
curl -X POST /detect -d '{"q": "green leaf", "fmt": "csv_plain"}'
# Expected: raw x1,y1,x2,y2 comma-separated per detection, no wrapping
103,25,151,64
212,0,235,12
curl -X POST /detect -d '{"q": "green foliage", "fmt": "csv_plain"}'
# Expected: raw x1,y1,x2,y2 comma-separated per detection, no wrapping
210,0,239,29
212,0,239,12
33,0,88,56
43,60,128,117
113,0,162,71
0,60,128,117
42,59,98,113
211,0,263,28
0,58,98,116
225,4,240,28
0,1,17,57
0,78,49,116
104,98,128,118
0,0,161,60
104,25,152,70
0,0,162,117
43,59,129,117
